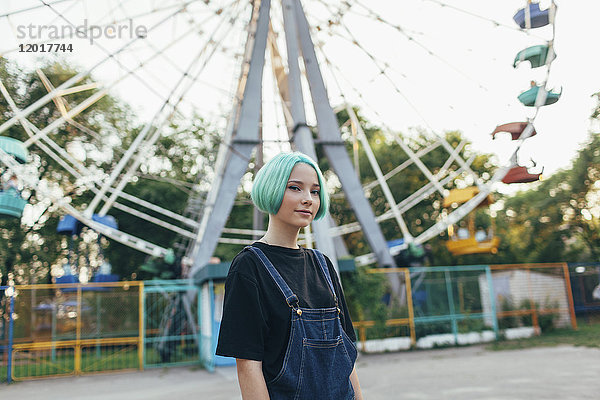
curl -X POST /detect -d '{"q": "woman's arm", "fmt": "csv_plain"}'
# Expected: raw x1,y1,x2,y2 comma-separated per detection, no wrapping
350,366,364,400
236,359,270,400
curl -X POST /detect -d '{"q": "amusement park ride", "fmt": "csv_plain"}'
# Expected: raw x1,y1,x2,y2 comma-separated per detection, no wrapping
0,0,558,275
444,0,555,256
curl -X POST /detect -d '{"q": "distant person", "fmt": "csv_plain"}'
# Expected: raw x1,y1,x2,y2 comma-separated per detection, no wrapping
457,222,469,239
216,152,362,399
593,284,600,301
475,227,487,242
3,174,19,194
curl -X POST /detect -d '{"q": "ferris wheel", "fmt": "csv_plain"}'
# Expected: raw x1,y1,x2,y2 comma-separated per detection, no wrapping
0,0,560,275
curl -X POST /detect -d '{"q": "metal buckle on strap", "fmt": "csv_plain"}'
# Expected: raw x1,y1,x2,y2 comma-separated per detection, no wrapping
286,294,299,309
286,294,302,315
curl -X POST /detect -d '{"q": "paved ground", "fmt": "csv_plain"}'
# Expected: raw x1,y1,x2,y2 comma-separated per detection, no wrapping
2,345,599,399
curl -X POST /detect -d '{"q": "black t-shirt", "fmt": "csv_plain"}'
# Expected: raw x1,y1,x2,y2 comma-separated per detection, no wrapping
216,242,356,382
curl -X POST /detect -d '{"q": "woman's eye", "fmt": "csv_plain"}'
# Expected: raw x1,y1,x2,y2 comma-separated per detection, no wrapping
311,190,320,195
288,185,300,191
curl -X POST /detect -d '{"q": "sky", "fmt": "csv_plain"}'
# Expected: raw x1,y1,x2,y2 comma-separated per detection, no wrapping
1,0,599,184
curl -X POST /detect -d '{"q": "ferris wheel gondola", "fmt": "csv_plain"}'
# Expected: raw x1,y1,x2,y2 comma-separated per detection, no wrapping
0,136,29,218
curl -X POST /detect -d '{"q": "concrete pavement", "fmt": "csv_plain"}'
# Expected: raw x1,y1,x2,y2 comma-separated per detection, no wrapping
2,345,599,399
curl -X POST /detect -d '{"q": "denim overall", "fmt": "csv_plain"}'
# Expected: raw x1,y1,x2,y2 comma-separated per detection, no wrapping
247,246,357,400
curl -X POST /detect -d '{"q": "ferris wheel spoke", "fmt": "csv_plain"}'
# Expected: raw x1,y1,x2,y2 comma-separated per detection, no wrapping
353,0,490,92
319,38,470,237
95,2,243,217
395,154,476,214
2,73,221,232
323,49,448,204
0,77,95,181
0,2,198,137
21,8,225,184
0,0,75,18
362,141,442,193
0,142,168,257
422,0,545,39
344,103,413,239
320,41,456,228
332,150,476,240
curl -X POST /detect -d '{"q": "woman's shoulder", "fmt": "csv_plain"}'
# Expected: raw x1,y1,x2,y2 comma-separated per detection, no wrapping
228,248,262,279
308,249,342,286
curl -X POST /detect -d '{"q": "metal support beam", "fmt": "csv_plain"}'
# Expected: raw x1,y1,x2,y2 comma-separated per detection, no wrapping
282,0,339,272
189,0,271,280
293,0,395,268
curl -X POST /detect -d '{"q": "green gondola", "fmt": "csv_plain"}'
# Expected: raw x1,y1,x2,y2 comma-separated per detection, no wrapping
0,136,28,163
0,188,27,218
518,85,561,107
0,136,29,218
513,45,555,68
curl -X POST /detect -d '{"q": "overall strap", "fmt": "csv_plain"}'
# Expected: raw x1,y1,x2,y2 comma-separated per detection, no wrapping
245,246,300,310
311,249,338,308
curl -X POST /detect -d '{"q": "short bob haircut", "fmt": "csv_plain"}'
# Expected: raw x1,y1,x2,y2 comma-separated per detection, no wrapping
251,152,329,220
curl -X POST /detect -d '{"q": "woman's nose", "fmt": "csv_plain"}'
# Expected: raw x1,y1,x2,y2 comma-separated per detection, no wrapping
302,192,312,204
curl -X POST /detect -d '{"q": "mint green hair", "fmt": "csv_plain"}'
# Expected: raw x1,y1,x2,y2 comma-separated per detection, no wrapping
251,152,329,220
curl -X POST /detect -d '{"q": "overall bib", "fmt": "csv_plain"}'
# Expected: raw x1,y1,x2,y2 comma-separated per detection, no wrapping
247,246,357,400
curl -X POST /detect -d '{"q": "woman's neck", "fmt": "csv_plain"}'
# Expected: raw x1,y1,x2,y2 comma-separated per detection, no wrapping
260,219,301,249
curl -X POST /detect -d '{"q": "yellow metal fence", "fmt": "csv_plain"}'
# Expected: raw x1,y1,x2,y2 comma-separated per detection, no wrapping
10,281,143,381
2,262,587,381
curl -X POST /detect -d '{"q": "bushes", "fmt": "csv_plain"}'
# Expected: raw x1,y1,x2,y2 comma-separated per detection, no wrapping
341,265,388,333
497,297,559,332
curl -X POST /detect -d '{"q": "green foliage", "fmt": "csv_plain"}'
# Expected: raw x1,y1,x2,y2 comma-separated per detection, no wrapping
498,298,519,329
415,321,452,338
492,131,600,264
489,318,600,351
518,299,559,333
458,315,486,333
324,108,496,264
2,53,598,288
340,266,388,329
592,92,600,120
0,58,225,283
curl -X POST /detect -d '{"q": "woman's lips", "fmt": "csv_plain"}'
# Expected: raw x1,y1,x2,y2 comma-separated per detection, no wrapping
295,210,312,215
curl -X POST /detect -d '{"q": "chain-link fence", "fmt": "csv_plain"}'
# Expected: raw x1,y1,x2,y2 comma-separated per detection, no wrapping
9,282,143,381
0,286,14,383
143,280,205,369
0,262,588,381
488,263,575,333
569,262,600,322
358,263,577,351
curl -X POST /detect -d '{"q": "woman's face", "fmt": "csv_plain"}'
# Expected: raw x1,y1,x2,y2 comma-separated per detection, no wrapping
272,163,321,229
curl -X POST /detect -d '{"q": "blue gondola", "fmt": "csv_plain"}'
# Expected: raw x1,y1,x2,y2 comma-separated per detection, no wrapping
57,214,83,236
57,214,118,235
92,214,118,230
513,2,552,29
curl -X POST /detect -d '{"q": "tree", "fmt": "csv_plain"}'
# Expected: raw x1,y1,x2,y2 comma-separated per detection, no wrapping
484,89,600,264
492,131,600,263
0,59,223,283
0,58,132,285
320,107,496,265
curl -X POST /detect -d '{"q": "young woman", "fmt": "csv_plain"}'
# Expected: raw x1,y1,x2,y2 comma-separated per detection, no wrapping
216,152,363,400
